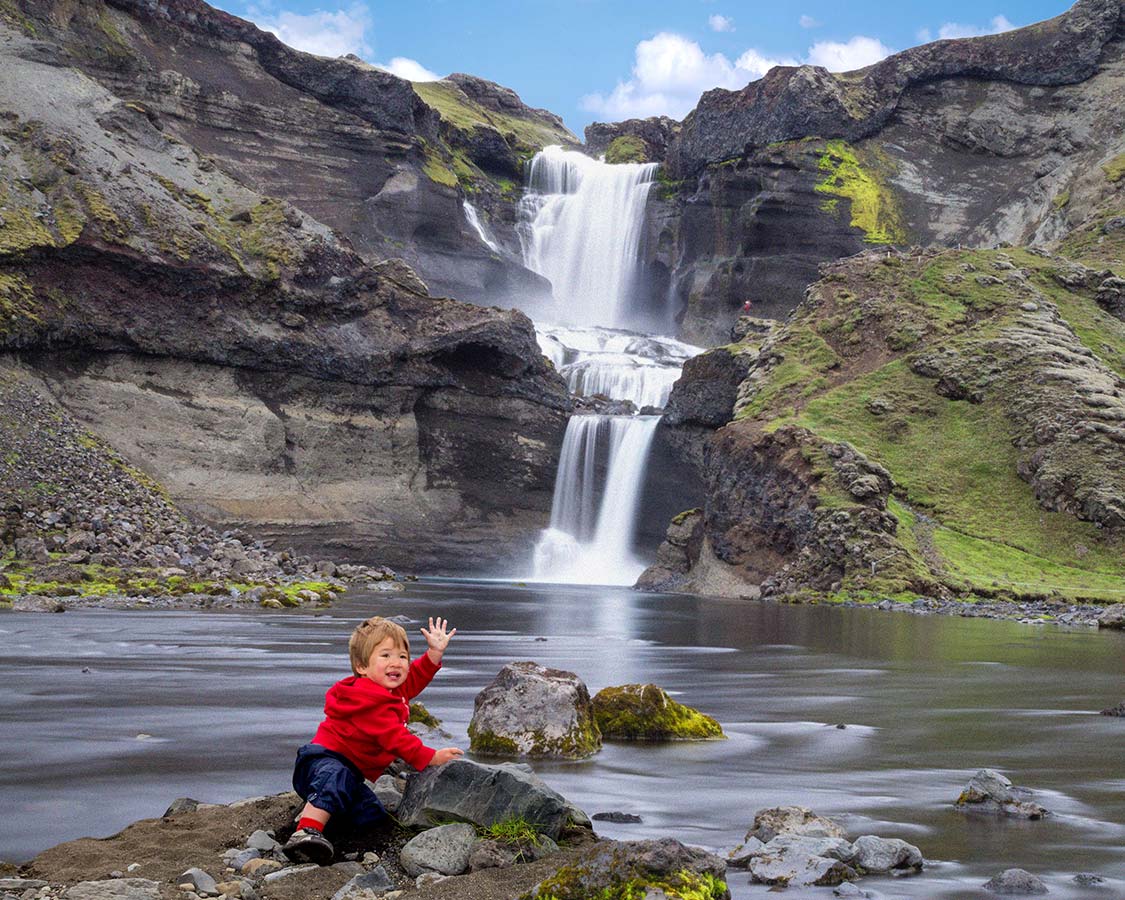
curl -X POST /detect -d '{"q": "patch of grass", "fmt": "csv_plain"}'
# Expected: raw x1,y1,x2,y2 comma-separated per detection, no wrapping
604,135,647,164
815,139,906,244
477,817,543,847
1102,152,1125,184
421,149,458,188
736,326,840,420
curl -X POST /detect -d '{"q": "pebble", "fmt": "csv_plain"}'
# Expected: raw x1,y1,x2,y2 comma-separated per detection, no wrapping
262,865,319,883
245,831,279,853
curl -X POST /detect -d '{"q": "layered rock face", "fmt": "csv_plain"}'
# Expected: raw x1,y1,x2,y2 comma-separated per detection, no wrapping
607,0,1125,344
0,19,568,571
13,0,572,306
644,245,1125,600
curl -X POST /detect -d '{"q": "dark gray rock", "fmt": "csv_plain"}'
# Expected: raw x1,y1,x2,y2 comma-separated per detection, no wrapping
851,835,924,873
592,812,643,823
397,758,571,839
162,798,200,817
176,869,218,896
983,868,1049,894
956,769,1049,819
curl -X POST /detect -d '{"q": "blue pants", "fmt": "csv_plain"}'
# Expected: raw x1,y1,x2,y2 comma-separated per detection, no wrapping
292,743,386,834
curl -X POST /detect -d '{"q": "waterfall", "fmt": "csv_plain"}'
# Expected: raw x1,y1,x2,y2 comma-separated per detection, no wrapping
462,200,500,253
521,146,700,587
520,145,657,330
533,416,661,585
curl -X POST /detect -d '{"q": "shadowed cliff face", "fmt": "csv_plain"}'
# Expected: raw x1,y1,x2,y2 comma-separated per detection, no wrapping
0,18,569,573
10,0,569,307
590,0,1125,345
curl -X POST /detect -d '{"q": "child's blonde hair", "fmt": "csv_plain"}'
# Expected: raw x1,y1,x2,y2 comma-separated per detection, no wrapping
349,616,409,675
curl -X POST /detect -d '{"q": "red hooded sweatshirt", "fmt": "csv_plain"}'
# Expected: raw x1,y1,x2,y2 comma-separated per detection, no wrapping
311,652,439,780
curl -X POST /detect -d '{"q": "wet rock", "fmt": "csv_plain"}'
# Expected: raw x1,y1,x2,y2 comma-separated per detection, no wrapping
592,683,724,741
747,834,856,886
1096,606,1125,630
521,838,727,899
399,823,476,877
397,758,572,840
64,881,163,900
956,769,1049,819
1073,873,1104,886
1100,701,1125,717
850,835,924,873
983,868,1049,894
468,662,601,759
330,868,395,900
745,806,846,843
592,812,643,823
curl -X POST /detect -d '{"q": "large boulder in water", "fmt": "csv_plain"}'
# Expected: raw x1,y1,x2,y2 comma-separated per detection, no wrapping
520,838,729,899
592,683,725,740
745,807,846,843
396,758,573,840
468,662,602,759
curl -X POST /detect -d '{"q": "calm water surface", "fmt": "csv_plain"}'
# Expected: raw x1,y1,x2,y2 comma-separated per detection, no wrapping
1,581,1122,898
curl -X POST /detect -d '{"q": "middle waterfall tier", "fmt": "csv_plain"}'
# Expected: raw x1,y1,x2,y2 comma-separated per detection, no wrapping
532,414,661,586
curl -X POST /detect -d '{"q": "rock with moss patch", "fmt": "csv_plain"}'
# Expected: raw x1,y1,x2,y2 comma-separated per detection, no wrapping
521,837,729,900
592,684,725,741
469,662,601,759
396,758,573,840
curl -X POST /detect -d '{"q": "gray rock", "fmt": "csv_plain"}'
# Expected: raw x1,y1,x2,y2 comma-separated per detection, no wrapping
983,868,1049,894
592,811,643,823
726,835,766,868
746,806,846,843
398,822,477,877
748,835,857,887
330,868,395,900
468,661,601,759
371,774,403,813
834,884,874,898
177,869,218,896
329,862,365,877
1073,873,1104,886
262,865,320,883
64,881,163,900
231,849,260,873
397,758,571,839
0,882,47,892
468,839,518,872
1097,606,1125,630
956,769,1048,819
163,797,200,817
246,830,281,852
851,834,924,873
1100,701,1125,717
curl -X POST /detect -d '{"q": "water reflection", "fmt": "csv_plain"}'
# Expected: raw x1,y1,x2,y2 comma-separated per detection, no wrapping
0,582,1122,899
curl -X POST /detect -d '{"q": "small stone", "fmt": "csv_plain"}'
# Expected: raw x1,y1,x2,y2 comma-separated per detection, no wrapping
212,884,241,899
176,870,217,897
330,869,395,900
163,798,200,817
262,865,319,883
230,850,260,873
414,873,446,889
983,868,1049,894
238,860,280,878
245,830,280,852
361,853,380,866
1073,873,1104,885
592,812,643,823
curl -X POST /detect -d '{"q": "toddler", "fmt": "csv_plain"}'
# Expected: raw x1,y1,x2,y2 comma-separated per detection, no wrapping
282,615,464,864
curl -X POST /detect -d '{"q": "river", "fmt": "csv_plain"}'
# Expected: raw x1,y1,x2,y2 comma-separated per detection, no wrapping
2,581,1122,898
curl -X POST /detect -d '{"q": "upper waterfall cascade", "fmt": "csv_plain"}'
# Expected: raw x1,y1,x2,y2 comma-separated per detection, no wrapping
520,147,701,586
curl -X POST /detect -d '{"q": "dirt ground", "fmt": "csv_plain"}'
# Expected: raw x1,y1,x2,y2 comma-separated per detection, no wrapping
23,794,596,900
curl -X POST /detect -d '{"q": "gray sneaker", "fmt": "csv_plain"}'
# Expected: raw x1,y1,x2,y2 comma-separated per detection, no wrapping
282,827,334,865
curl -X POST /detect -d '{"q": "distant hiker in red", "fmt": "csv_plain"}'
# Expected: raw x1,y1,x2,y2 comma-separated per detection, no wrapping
282,616,463,865
742,299,753,313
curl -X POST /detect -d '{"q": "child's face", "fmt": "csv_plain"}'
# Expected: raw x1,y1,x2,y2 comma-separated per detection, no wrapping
356,635,409,689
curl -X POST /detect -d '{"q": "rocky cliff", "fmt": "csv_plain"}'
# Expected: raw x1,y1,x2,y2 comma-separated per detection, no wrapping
0,12,570,572
5,0,575,306
643,233,1125,602
607,0,1125,344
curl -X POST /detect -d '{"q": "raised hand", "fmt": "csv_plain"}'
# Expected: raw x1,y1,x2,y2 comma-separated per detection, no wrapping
420,616,457,662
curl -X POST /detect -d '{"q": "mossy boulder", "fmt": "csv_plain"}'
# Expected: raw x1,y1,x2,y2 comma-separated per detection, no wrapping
592,684,725,741
520,838,729,899
468,661,601,759
409,701,441,728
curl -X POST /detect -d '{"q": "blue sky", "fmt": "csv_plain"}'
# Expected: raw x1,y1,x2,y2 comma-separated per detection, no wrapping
223,0,1074,136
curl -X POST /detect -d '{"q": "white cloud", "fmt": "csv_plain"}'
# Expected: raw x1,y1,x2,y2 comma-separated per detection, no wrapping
709,14,735,33
936,15,1016,40
581,32,798,120
257,3,373,57
916,27,933,43
799,14,821,28
377,57,441,81
806,35,894,71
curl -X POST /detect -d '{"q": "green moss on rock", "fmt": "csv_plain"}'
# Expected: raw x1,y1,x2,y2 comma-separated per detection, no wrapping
527,867,727,900
815,140,905,244
466,725,520,756
592,684,725,741
604,136,648,165
409,701,441,728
